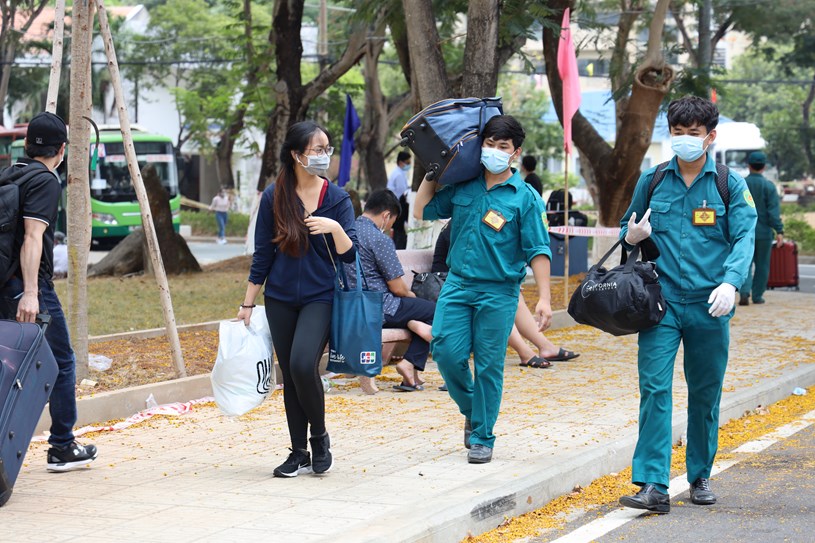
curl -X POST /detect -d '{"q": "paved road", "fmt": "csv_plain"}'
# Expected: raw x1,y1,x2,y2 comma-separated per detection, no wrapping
797,263,815,293
89,239,246,266
531,413,815,543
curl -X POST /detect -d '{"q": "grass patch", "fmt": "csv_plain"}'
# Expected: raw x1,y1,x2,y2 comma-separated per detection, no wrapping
54,257,262,335
180,210,250,237
56,260,577,336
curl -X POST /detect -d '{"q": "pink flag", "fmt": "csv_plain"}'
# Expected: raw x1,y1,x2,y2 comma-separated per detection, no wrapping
557,8,581,155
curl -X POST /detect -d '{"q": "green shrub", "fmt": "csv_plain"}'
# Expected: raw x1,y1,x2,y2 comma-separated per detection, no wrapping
783,218,815,254
180,210,250,237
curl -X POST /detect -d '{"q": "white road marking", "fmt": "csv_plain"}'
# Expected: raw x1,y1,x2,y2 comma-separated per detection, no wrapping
546,408,815,543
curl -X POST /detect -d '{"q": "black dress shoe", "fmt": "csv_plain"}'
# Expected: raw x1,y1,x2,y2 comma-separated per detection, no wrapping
689,478,717,505
738,296,749,306
619,484,670,513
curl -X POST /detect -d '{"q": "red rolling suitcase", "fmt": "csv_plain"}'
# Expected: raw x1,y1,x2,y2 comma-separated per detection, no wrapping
767,240,799,290
0,315,57,507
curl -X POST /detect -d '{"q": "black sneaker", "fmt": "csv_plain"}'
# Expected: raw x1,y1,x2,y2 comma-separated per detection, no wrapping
309,432,333,474
689,477,717,505
464,418,472,449
273,448,312,478
46,441,98,472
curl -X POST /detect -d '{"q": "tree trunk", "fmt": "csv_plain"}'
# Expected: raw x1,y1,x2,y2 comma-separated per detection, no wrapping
802,72,815,176
402,0,451,108
256,0,367,191
358,16,389,193
461,0,500,98
543,0,674,226
88,230,144,277
141,164,201,275
66,0,94,381
214,134,236,189
214,0,263,191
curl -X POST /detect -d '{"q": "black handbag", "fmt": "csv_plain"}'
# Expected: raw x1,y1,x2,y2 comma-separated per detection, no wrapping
410,271,447,303
567,239,667,336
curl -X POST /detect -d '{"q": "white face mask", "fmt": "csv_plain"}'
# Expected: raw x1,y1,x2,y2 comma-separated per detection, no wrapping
671,133,711,162
297,153,330,176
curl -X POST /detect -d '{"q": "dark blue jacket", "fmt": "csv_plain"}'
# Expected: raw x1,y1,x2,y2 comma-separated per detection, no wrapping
249,182,357,305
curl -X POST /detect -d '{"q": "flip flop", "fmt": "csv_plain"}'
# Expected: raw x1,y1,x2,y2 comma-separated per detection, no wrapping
543,348,580,362
393,382,418,392
520,356,552,369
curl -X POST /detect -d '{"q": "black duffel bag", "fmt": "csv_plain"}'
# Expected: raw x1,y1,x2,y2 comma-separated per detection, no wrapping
567,239,666,336
410,271,448,303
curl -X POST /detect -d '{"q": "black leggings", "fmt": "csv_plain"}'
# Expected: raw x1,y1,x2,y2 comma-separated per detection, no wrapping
265,298,331,450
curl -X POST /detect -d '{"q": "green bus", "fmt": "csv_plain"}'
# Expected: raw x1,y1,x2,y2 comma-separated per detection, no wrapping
11,126,180,246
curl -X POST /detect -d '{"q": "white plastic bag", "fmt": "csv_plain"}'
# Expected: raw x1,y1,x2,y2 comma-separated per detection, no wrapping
211,307,275,417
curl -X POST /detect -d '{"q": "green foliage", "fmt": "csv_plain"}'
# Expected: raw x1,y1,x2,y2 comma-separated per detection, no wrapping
180,210,249,237
122,0,273,153
717,49,813,181
496,72,562,177
782,217,815,254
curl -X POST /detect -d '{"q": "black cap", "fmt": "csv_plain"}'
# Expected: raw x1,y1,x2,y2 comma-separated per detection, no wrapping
27,112,68,146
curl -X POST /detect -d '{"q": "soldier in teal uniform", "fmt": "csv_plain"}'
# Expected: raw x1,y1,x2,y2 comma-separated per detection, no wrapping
618,96,757,513
739,151,784,306
413,115,552,464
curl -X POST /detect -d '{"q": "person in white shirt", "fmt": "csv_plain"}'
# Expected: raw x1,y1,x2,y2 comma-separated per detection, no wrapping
209,188,231,244
52,231,68,278
386,151,412,249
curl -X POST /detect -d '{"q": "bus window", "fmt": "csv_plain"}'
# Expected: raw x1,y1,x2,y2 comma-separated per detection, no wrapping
93,141,179,202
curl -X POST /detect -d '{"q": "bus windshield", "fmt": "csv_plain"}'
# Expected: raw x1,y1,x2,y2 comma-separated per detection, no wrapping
91,141,179,202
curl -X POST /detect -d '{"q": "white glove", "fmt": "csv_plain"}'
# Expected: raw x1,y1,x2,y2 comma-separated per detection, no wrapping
624,209,652,245
708,283,736,317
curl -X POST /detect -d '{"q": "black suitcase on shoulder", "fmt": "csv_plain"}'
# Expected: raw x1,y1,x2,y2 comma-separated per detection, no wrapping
0,315,57,506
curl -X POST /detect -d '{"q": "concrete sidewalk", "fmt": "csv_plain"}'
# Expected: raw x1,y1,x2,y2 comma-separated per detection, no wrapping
4,291,814,543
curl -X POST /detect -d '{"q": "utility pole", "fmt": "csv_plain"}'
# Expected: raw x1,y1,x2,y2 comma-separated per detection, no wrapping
698,0,712,94
318,0,328,70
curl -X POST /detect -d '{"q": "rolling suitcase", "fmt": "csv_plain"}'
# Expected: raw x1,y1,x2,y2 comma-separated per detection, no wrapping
400,97,503,185
0,314,57,507
767,240,799,290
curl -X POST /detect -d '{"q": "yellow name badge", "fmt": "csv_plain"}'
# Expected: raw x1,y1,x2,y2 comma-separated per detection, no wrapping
692,207,716,226
482,209,507,232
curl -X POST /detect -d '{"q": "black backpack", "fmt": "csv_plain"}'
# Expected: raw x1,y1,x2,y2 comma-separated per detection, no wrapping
0,162,50,285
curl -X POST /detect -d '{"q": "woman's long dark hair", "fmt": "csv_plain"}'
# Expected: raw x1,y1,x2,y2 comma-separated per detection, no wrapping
273,121,332,257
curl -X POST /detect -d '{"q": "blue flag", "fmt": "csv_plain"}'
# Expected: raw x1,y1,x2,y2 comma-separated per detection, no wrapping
338,94,361,187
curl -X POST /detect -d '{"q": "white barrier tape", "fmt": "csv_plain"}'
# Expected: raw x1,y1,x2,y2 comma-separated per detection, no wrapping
549,226,621,237
31,397,215,442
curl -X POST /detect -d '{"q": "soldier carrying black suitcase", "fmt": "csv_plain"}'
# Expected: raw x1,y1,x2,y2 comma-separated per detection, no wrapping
0,113,98,476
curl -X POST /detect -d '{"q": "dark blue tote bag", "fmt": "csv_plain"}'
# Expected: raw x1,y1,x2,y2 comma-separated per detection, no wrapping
326,254,384,377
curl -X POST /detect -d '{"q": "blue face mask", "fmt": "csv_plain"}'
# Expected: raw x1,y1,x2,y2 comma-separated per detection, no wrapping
480,147,514,174
671,134,710,162
401,164,412,172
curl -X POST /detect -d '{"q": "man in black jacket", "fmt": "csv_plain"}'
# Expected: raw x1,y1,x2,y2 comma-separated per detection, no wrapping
0,112,98,472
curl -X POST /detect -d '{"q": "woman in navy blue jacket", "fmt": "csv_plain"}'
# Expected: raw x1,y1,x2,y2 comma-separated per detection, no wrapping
238,121,357,477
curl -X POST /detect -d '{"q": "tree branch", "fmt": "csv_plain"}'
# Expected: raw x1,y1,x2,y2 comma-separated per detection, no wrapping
301,26,367,109
711,14,734,52
670,3,699,66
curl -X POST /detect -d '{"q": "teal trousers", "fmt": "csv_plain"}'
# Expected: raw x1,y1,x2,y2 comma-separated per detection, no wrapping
430,282,517,448
742,238,773,301
633,301,731,488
